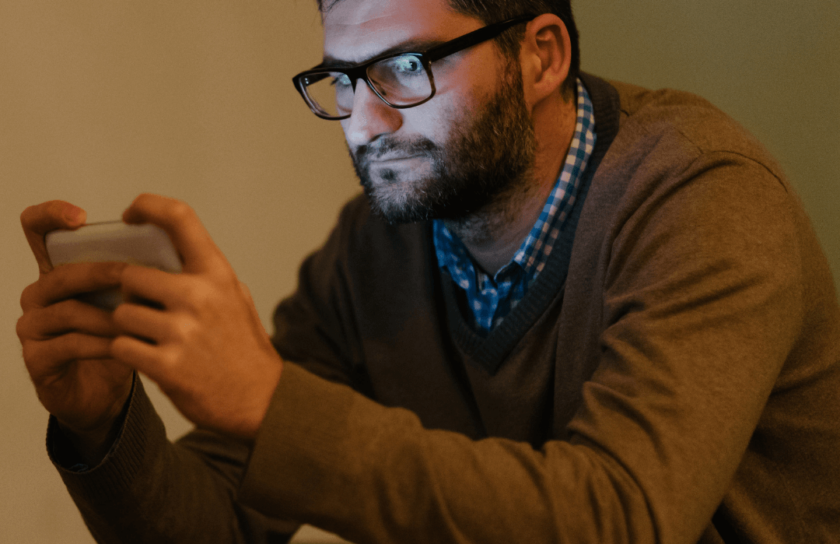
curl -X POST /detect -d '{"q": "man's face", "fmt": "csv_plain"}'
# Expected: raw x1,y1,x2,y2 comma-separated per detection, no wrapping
323,0,536,224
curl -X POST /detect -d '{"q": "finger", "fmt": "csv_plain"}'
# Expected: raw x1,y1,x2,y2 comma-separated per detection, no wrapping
111,335,170,382
120,265,188,309
122,194,226,275
21,262,127,310
21,201,87,274
23,333,113,381
112,303,171,345
17,299,120,341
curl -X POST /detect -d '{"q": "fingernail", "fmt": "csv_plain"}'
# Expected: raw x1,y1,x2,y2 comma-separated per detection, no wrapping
64,205,84,225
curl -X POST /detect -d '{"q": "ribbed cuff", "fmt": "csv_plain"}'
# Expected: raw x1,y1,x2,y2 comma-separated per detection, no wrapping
48,375,169,505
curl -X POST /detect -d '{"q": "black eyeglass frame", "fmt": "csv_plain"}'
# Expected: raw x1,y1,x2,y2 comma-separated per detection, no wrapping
292,14,538,120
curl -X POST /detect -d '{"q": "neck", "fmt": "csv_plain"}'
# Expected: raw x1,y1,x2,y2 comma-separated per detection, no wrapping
444,92,577,276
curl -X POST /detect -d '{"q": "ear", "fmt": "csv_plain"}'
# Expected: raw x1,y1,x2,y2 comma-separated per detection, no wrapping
519,14,573,107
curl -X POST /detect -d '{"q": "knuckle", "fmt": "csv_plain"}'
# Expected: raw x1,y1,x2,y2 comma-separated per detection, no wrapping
182,279,213,311
20,281,40,310
160,347,181,369
15,312,32,341
20,336,51,370
20,204,34,222
20,339,39,367
171,316,198,343
20,203,45,229
20,206,34,229
132,193,156,210
111,303,130,326
169,200,194,225
17,305,57,341
21,307,59,344
21,201,65,230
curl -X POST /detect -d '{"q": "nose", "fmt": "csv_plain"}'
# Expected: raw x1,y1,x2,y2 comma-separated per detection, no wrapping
342,80,403,148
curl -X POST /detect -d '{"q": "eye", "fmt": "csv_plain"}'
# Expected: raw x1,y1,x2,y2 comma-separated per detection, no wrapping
391,55,423,74
331,73,352,87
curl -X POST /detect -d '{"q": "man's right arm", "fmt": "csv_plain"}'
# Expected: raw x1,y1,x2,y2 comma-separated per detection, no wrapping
17,200,298,543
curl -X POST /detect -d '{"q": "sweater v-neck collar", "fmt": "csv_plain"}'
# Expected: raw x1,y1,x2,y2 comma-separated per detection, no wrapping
438,74,622,374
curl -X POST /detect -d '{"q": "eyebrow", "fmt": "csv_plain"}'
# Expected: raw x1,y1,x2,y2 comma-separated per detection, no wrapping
319,38,447,69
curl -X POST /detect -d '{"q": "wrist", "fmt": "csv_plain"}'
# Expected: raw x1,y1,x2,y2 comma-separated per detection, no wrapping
53,377,135,469
236,358,284,444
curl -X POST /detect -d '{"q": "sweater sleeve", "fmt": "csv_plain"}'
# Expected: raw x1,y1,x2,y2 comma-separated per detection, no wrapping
237,153,816,544
49,365,300,543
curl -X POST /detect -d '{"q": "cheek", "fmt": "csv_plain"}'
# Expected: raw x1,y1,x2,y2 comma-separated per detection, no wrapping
405,90,478,144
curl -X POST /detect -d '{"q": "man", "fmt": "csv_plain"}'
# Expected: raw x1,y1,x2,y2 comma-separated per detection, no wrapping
16,0,840,542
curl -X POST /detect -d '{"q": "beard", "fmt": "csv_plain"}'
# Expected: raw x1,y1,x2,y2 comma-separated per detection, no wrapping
350,61,537,225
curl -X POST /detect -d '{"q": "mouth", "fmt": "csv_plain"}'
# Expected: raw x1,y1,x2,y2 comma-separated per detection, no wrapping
368,154,425,164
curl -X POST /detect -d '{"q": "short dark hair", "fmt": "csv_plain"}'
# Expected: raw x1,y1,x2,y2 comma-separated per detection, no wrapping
317,0,580,97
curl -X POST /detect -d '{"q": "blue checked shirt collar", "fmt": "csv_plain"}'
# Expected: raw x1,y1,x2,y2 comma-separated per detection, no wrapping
434,78,596,332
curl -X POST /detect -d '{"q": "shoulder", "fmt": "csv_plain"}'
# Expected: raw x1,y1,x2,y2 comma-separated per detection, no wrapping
572,76,812,305
576,75,796,234
606,78,787,186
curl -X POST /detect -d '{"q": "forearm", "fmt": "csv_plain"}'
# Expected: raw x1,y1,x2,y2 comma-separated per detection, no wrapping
241,364,660,544
50,377,296,544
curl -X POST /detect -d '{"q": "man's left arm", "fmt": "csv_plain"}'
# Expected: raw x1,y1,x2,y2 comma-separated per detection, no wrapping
235,156,815,543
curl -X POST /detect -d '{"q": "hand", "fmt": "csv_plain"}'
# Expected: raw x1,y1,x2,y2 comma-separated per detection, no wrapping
111,194,283,441
17,201,134,462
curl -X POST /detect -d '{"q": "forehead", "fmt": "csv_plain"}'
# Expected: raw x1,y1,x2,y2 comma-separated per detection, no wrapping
322,0,481,63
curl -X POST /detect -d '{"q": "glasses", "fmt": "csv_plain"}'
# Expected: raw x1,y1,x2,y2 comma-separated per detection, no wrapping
292,14,537,120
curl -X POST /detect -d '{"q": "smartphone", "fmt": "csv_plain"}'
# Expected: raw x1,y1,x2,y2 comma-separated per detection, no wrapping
46,221,182,310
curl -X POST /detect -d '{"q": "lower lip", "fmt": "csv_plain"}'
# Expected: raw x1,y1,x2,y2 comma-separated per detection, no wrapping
370,155,424,164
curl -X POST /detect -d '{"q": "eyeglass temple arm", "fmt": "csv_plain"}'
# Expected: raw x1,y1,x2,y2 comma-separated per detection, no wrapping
423,14,537,63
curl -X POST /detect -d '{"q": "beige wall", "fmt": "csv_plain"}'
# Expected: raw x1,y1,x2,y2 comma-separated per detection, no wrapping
574,0,839,280
1,2,837,543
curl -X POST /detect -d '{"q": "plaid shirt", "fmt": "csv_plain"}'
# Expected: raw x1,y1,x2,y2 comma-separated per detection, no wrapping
434,78,596,331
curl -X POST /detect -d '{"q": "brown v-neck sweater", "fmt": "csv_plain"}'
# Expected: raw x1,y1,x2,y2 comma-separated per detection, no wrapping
52,74,840,544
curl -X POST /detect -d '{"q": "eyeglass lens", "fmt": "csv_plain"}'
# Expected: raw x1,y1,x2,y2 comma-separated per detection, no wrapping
302,53,433,118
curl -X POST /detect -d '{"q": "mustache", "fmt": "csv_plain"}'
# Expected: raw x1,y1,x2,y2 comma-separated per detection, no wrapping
353,137,438,164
